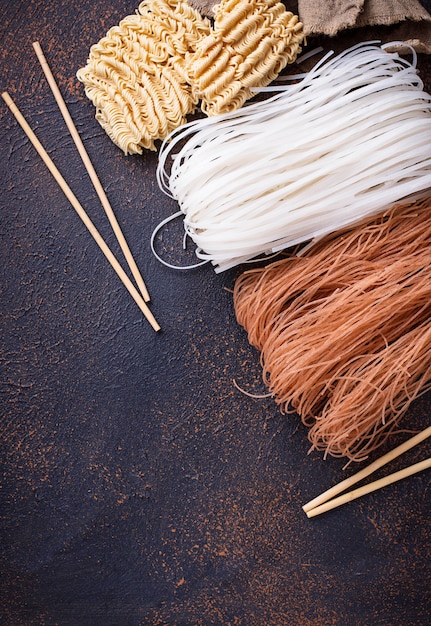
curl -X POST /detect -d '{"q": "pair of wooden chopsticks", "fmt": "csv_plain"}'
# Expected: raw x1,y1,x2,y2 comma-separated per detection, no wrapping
2,42,160,332
303,425,431,518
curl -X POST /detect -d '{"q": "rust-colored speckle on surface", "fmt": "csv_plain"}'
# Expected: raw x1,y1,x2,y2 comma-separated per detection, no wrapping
1,1,431,625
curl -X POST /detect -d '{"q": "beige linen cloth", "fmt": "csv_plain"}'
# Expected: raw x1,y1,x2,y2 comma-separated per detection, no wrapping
189,0,431,53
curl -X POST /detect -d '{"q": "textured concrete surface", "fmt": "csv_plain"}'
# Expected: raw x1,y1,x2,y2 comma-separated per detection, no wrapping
1,2,430,624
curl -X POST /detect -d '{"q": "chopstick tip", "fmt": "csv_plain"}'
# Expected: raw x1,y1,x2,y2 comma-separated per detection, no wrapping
2,91,13,107
32,41,45,61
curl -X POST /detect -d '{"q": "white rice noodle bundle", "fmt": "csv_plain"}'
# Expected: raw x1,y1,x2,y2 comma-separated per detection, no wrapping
156,42,431,272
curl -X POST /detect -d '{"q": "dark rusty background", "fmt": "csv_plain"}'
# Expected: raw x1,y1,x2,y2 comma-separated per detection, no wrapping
1,2,430,624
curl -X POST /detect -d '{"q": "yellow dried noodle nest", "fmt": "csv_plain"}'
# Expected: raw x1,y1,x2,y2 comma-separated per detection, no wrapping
77,0,304,152
77,0,211,154
186,0,304,115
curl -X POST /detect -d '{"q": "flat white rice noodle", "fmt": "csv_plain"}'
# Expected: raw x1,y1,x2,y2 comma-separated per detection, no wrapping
155,42,431,272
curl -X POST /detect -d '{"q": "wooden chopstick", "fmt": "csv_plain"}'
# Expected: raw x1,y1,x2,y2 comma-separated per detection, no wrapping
32,41,150,303
2,91,160,332
305,457,431,518
303,425,431,517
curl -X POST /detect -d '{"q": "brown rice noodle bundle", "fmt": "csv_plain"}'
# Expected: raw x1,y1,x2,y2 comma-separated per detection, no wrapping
186,0,304,115
233,197,431,462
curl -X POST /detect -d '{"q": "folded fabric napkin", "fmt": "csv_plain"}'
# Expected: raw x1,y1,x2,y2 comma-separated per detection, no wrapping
298,0,431,52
